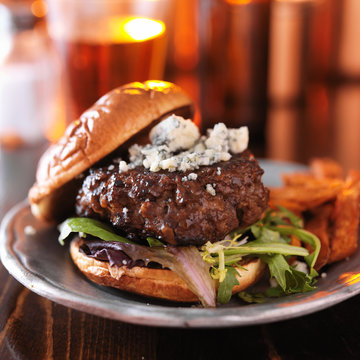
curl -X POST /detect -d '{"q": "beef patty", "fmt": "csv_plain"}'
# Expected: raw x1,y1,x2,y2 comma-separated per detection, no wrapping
75,150,269,246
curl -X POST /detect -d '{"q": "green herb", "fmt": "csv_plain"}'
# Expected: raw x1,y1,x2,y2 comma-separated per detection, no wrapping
260,254,317,295
58,206,321,306
146,237,164,247
58,218,215,306
264,205,303,228
267,226,320,278
201,206,321,304
217,267,240,304
238,291,267,304
58,217,133,245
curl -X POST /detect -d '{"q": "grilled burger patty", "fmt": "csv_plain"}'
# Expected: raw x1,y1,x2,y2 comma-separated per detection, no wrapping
75,150,269,246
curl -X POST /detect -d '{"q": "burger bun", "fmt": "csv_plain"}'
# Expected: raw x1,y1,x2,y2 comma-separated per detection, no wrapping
70,237,266,303
29,81,194,222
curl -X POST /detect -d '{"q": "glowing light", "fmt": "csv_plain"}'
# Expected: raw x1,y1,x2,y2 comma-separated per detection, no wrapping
278,290,334,307
226,0,252,4
124,18,165,41
31,0,47,18
338,272,360,286
146,80,170,90
109,17,165,43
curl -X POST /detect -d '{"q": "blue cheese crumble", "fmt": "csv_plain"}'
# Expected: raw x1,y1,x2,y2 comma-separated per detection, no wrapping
181,173,198,182
123,115,248,173
206,184,216,196
149,114,200,152
119,161,129,173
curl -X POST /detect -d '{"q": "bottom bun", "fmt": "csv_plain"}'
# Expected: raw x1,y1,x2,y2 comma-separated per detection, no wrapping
70,238,266,303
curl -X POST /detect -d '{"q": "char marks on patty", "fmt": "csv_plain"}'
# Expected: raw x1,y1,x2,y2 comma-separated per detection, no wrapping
75,150,269,246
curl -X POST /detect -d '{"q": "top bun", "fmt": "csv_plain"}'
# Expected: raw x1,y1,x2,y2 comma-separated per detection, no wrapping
29,81,194,221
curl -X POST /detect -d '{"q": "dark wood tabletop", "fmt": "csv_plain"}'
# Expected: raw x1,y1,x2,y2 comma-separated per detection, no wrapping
1,271,360,360
1,83,360,359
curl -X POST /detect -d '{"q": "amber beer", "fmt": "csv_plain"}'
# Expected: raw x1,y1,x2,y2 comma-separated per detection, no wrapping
54,16,167,120
199,0,270,153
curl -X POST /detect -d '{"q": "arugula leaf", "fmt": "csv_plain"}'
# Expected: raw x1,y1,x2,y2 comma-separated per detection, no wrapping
146,237,164,247
58,217,133,245
264,286,285,298
255,227,287,244
202,206,321,304
260,254,289,291
262,206,303,228
217,266,240,304
277,205,303,228
260,254,316,295
222,242,309,257
58,205,321,306
59,218,216,307
202,241,309,274
268,226,320,277
238,291,266,304
250,223,262,238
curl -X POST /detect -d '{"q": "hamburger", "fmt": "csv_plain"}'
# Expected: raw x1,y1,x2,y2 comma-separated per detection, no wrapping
28,81,319,307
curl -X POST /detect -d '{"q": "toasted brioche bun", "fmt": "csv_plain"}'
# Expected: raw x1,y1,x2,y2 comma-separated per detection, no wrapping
29,81,194,222
70,238,266,303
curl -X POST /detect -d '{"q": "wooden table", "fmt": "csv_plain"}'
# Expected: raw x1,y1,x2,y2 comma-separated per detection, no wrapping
0,272,359,359
1,84,360,359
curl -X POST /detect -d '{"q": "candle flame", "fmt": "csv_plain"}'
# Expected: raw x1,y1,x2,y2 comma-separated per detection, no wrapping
124,18,165,41
109,17,165,43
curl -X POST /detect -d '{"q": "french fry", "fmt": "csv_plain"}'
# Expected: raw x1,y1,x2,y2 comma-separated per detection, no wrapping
268,191,306,213
347,169,360,184
310,158,344,180
288,234,303,265
328,174,360,263
270,179,343,212
305,204,333,270
270,159,360,268
282,173,343,190
282,173,319,186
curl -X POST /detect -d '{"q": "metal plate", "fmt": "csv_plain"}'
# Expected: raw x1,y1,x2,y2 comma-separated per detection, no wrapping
1,160,360,328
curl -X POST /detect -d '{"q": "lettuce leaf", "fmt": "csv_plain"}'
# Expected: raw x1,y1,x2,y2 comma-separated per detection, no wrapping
238,291,266,304
267,226,320,278
58,205,321,306
58,217,216,307
146,237,164,247
260,254,316,295
58,217,132,245
217,267,240,304
203,206,321,303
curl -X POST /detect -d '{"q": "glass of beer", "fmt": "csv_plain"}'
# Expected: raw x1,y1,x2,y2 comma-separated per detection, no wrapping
46,0,171,124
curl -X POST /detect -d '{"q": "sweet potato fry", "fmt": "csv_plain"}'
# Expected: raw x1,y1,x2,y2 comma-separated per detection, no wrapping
305,204,333,270
282,173,343,189
310,158,344,180
270,159,360,267
328,175,360,263
270,179,343,212
268,191,306,213
288,234,303,265
347,169,360,184
282,173,319,186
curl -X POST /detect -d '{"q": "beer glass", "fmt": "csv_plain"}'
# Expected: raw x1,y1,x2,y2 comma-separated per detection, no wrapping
46,0,172,123
199,0,270,155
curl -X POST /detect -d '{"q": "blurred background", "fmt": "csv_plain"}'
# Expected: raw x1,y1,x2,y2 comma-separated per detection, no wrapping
1,0,360,211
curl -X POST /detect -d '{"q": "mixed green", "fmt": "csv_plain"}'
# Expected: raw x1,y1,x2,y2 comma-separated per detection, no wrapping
59,206,321,307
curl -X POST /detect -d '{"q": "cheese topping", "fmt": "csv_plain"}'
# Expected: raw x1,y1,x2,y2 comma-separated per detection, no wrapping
123,115,249,173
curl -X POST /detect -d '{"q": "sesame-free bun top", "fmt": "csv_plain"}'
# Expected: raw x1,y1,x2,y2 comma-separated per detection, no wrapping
29,81,194,221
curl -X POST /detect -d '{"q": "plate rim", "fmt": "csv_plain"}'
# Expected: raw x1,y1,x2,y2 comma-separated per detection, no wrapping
1,160,360,328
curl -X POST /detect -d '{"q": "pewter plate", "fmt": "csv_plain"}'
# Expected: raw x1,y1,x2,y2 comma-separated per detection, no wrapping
1,161,360,328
